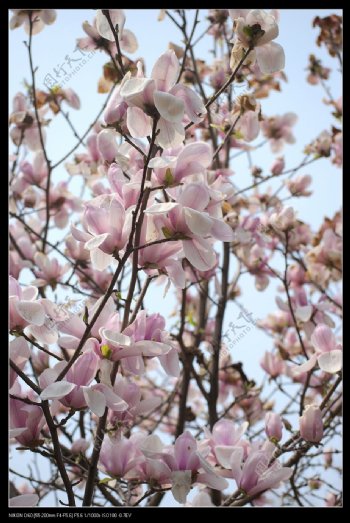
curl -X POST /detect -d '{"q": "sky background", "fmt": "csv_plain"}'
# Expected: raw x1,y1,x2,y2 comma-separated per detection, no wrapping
9,8,342,507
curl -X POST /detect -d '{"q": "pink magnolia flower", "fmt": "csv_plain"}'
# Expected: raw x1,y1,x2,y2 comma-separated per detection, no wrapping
217,440,292,496
203,419,249,467
10,382,45,446
31,253,70,289
95,10,138,53
148,141,212,186
265,412,283,442
101,316,174,376
146,182,234,271
10,9,56,34
138,215,186,289
99,435,143,478
71,194,133,271
270,156,285,176
229,10,285,74
9,337,30,388
261,113,297,153
299,405,323,443
39,350,128,417
9,276,45,332
141,431,228,504
260,351,285,378
119,50,206,149
292,324,342,375
269,206,297,231
286,175,312,196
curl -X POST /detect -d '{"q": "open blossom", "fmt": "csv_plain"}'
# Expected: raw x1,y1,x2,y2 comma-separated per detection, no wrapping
10,382,45,446
260,351,285,378
95,10,138,53
217,440,292,496
117,50,206,149
229,10,285,74
261,113,297,152
145,182,234,271
292,324,342,375
140,431,228,503
71,193,133,271
10,9,56,34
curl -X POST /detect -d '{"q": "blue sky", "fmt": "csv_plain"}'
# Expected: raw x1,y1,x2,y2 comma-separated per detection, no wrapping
9,9,342,507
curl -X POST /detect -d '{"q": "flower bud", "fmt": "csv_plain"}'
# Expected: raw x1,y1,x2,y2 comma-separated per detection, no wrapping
299,405,323,443
265,412,283,442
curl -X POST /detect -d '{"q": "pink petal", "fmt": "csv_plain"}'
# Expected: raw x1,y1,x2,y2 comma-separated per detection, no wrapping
178,183,210,211
90,249,112,271
16,301,45,326
97,129,118,163
210,218,235,242
170,84,206,124
183,237,216,271
248,467,292,496
151,49,179,91
127,106,152,138
175,141,212,180
311,324,336,353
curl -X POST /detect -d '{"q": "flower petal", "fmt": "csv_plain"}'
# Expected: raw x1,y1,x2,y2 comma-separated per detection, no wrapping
184,207,213,236
183,237,216,271
127,106,152,138
318,350,342,374
40,381,76,401
15,301,45,326
82,387,106,417
153,91,184,123
151,49,179,91
256,42,285,74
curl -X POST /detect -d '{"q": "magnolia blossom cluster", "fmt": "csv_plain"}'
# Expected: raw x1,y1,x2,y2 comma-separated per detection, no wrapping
9,8,342,509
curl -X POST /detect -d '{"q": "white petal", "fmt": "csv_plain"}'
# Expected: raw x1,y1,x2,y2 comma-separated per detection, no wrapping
24,324,58,345
90,248,112,272
40,381,76,401
134,340,172,357
95,9,125,41
256,42,285,74
102,329,131,347
318,350,342,374
183,237,216,271
215,445,236,469
291,354,318,375
145,202,178,214
148,155,176,169
16,301,45,326
295,305,313,322
156,119,185,150
184,207,213,236
154,91,184,123
171,470,192,504
84,233,110,250
82,387,106,417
